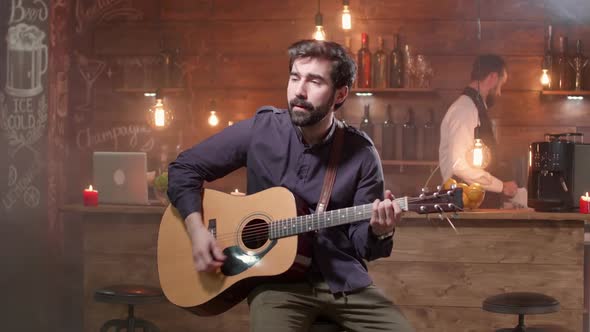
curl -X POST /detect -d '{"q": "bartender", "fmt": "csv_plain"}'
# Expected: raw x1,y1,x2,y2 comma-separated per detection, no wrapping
439,54,520,208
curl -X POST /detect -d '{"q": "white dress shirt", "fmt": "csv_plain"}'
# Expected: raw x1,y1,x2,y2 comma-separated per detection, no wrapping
438,95,503,193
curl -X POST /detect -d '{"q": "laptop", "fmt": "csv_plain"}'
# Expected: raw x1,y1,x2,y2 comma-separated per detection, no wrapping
93,151,149,205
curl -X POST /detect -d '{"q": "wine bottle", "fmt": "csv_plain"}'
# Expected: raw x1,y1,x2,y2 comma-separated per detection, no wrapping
357,33,372,88
543,25,554,90
555,36,570,90
402,107,417,160
360,104,374,141
381,104,396,160
422,108,438,161
389,34,403,88
402,44,413,88
372,36,388,88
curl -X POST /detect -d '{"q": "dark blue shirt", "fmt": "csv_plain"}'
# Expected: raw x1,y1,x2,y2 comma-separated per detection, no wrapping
167,106,394,293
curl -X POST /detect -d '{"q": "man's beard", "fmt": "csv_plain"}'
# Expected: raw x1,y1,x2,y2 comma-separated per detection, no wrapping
486,83,502,108
288,95,334,127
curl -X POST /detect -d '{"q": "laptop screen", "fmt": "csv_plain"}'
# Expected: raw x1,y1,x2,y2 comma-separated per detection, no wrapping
93,151,149,205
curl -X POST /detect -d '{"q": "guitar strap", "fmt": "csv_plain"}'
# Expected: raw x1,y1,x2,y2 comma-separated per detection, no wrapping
316,120,345,214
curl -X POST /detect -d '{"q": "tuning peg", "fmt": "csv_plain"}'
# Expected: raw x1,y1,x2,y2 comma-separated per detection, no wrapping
436,185,442,192
421,187,429,193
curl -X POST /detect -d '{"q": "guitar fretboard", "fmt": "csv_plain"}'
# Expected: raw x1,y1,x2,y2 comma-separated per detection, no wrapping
269,197,408,239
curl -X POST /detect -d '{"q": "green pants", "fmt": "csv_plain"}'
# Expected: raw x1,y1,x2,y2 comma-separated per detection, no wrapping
248,281,414,332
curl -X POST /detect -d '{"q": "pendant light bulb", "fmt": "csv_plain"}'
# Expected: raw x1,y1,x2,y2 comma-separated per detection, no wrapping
342,0,351,30
540,69,551,86
208,111,219,127
313,12,326,41
147,90,173,130
466,128,491,169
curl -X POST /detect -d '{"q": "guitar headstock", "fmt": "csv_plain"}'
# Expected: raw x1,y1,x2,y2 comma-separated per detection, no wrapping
406,186,464,214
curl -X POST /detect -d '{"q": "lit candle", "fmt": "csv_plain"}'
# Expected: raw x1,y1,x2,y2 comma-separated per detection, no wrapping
230,188,245,196
580,192,590,214
83,185,99,206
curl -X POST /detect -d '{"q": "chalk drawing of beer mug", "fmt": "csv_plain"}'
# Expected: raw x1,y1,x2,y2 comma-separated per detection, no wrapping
5,23,48,98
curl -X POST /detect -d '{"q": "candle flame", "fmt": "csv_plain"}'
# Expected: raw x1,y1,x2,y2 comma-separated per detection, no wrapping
586,192,589,197
88,185,93,191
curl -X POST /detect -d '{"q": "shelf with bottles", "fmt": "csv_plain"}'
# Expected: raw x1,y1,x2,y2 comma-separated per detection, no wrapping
540,90,590,96
351,87,436,96
115,87,186,95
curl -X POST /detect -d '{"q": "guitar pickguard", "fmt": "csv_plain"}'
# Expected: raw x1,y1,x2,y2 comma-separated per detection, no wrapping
220,240,277,276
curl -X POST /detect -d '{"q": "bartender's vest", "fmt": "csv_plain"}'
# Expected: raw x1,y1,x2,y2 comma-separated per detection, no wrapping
455,87,504,208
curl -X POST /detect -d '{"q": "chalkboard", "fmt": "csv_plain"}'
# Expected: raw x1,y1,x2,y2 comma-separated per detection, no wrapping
1,0,49,215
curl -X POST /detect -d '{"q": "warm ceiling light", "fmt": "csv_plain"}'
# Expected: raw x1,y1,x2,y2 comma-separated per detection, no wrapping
342,0,351,30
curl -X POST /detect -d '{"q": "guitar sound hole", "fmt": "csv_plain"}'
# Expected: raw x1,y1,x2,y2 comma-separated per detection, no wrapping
242,219,269,250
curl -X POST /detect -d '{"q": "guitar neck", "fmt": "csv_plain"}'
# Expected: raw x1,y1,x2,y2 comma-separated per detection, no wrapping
269,197,409,240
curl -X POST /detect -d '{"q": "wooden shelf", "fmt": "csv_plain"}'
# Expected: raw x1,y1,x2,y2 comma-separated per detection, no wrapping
540,90,590,96
115,87,186,94
352,88,435,95
381,160,438,166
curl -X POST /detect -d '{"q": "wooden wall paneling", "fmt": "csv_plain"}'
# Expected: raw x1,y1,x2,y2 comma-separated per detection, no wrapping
545,0,590,23
369,261,583,309
191,88,287,120
480,0,547,21
208,21,310,56
160,0,214,21
94,24,212,56
187,0,478,21
494,125,577,159
188,54,288,89
356,0,476,20
388,220,583,265
480,21,545,56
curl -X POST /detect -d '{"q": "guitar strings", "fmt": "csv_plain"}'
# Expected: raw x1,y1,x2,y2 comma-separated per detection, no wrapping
206,194,459,243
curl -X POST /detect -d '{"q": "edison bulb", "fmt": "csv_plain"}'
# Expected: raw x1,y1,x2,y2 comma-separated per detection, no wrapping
466,138,491,169
313,26,326,41
147,98,173,130
342,6,351,30
540,69,550,86
208,111,219,127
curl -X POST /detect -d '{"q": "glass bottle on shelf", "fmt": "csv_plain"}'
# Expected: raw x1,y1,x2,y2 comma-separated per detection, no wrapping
402,107,417,160
359,104,374,141
422,108,438,161
372,36,388,88
389,34,403,88
344,36,356,89
555,36,570,90
543,25,553,90
402,44,413,88
357,33,372,88
381,104,396,160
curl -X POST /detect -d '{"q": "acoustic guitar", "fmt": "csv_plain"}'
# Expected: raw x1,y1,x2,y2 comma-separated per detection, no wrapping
157,186,462,316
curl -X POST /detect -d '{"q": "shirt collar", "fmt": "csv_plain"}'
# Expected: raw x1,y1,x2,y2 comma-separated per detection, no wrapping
294,117,337,148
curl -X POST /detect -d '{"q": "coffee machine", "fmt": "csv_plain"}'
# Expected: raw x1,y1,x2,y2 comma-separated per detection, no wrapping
528,133,590,212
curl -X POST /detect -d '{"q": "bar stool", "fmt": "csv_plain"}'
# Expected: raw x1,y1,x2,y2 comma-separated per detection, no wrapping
482,292,560,332
94,284,166,332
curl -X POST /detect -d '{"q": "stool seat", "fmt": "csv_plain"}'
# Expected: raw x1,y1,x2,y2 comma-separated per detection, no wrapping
95,285,165,332
483,292,560,315
95,284,165,305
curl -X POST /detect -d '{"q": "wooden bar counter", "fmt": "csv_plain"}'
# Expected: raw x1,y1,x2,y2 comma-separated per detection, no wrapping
60,205,590,332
